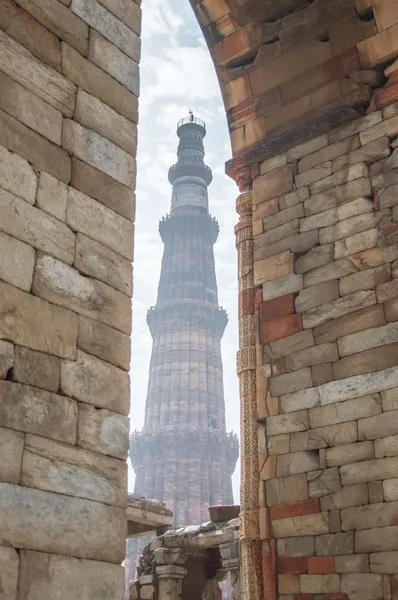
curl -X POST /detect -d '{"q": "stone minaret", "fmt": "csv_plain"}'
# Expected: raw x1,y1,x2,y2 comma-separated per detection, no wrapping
130,116,238,528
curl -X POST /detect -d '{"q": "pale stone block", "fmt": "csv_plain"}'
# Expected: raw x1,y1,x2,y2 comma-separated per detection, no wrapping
335,554,369,573
304,258,357,287
277,536,314,557
338,322,398,358
71,0,140,61
18,550,124,600
300,574,340,594
276,451,319,477
309,467,342,498
369,481,383,504
329,112,382,144
287,134,328,162
0,547,18,600
0,231,35,292
262,205,303,233
255,230,319,261
310,162,369,195
295,244,334,274
370,552,398,574
0,483,125,562
311,363,333,386
382,387,398,411
0,31,75,117
21,433,127,507
299,134,360,173
75,89,136,156
375,435,398,458
63,119,135,188
78,316,130,371
279,187,309,210
378,183,398,210
89,30,139,95
320,483,369,510
13,346,60,392
253,164,295,204
61,43,137,123
0,188,75,264
341,456,398,485
97,0,141,34
0,280,78,359
359,115,398,146
267,410,308,436
310,395,381,428
290,422,358,452
278,573,299,594
67,187,133,260
377,279,398,304
319,367,398,406
77,403,129,459
61,350,129,415
36,171,68,221
273,512,329,538
383,479,398,501
266,473,309,506
265,330,314,359
262,273,303,302
0,426,24,485
332,136,390,173
0,380,77,443
254,221,299,254
270,368,312,397
33,255,131,335
342,501,398,530
314,304,385,345
267,434,290,456
286,343,338,372
280,387,319,414
75,233,132,296
295,162,333,189
315,532,354,555
334,228,378,259
356,526,398,553
326,441,375,467
304,178,372,216
337,196,374,220
259,152,286,175
254,251,293,285
0,143,37,204
340,264,391,296
341,573,383,600
0,340,13,379
359,410,398,441
320,210,389,245
296,280,339,313
303,290,376,329
0,69,62,145
15,0,89,55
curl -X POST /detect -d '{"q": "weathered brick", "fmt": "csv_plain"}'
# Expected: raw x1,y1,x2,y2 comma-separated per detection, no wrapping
97,0,141,35
320,483,369,511
286,344,338,372
263,205,304,234
299,135,360,173
310,163,368,195
263,274,303,303
300,573,340,594
338,322,398,357
319,367,398,406
332,137,390,173
303,258,357,287
254,251,294,285
341,456,398,485
260,294,294,323
375,435,398,458
377,278,398,303
266,474,309,507
0,426,24,484
356,526,398,552
307,556,335,575
36,171,68,222
303,291,376,329
280,388,320,414
13,346,60,392
337,197,374,221
260,314,303,345
0,142,37,204
382,387,398,411
370,551,398,575
296,163,333,189
0,231,35,292
359,409,398,441
0,546,18,600
276,451,320,477
77,404,129,459
267,410,309,436
267,434,290,456
265,330,314,360
278,573,300,594
342,501,398,530
278,556,308,574
269,499,320,521
296,244,334,274
383,478,398,501
253,164,295,204
333,343,398,380
270,368,312,396
340,264,391,296
312,363,334,386
341,573,383,600
320,210,389,245
309,468,342,499
277,536,314,557
290,422,357,452
315,532,354,556
335,554,369,573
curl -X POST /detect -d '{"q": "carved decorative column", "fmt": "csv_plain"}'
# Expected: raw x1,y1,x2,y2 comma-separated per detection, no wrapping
154,548,187,600
234,167,263,600
219,541,241,600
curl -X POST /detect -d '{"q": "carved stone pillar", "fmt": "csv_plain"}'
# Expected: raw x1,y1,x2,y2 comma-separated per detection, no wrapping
154,548,187,600
219,541,241,600
233,167,263,600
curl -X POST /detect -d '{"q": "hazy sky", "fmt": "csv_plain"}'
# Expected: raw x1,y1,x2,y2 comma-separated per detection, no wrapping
128,0,241,503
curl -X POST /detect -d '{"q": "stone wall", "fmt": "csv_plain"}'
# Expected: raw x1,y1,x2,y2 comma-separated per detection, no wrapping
252,104,398,600
0,0,140,597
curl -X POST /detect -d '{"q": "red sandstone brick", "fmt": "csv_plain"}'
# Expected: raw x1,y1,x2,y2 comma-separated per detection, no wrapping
308,556,335,574
208,505,240,523
259,294,295,323
278,557,308,574
368,81,398,112
269,498,320,521
260,314,303,345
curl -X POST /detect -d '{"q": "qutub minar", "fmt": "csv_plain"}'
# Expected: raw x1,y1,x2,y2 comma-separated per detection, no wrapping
126,114,239,579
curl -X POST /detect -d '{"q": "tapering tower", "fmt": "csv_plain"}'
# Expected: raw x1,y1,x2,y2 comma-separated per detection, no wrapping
130,116,239,528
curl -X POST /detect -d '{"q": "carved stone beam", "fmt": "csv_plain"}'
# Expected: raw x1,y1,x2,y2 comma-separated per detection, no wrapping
154,548,188,600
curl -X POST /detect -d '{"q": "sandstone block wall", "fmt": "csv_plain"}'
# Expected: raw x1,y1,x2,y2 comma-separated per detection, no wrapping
0,0,140,597
254,105,398,599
